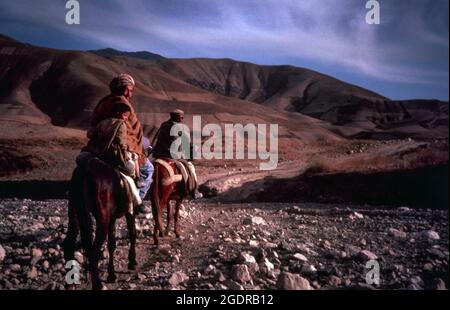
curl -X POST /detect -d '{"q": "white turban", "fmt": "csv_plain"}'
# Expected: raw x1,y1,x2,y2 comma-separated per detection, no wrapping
109,73,135,92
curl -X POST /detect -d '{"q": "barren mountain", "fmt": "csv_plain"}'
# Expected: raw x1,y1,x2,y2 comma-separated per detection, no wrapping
1,33,447,141
0,33,341,145
0,33,448,206
140,58,448,138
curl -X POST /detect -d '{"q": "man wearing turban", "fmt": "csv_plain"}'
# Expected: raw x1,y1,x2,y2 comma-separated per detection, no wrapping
83,74,154,214
152,109,187,159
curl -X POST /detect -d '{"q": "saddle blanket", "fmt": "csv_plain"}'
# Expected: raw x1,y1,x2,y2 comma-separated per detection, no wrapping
119,172,142,214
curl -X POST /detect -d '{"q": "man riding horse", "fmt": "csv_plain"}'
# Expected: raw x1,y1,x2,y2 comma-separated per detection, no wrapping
79,73,153,214
152,109,186,159
150,109,199,245
64,74,156,289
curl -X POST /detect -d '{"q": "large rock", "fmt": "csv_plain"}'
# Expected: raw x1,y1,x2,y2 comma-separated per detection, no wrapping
259,258,274,274
345,245,362,257
397,207,411,212
427,248,446,259
0,244,5,262
27,266,38,279
31,248,43,265
388,228,407,239
243,216,267,226
419,230,440,241
428,278,447,290
74,251,84,264
31,248,43,258
277,272,312,290
10,264,21,272
249,240,259,247
42,260,50,270
301,264,317,274
214,271,226,283
204,264,217,275
231,264,252,283
349,212,364,220
239,252,256,264
292,253,308,262
327,249,347,259
358,250,378,261
409,276,424,287
225,280,244,290
168,271,189,286
328,275,342,287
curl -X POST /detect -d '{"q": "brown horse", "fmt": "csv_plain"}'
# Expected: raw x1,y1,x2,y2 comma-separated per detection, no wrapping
63,157,137,290
150,160,187,245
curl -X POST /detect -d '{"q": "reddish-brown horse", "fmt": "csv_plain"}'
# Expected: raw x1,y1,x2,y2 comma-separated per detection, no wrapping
63,158,137,290
150,160,187,245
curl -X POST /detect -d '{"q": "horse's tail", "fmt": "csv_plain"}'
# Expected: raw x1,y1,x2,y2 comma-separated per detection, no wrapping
151,163,163,232
70,167,93,260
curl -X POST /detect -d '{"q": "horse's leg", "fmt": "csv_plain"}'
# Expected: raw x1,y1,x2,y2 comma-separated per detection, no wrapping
77,180,94,285
152,218,159,245
164,202,172,237
63,203,79,262
90,219,108,290
151,190,165,246
174,200,182,238
63,203,80,289
106,220,117,283
156,188,172,239
126,212,138,270
152,199,167,243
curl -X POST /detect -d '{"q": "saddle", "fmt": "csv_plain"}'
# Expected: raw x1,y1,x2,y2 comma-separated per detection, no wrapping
177,159,198,194
154,158,198,194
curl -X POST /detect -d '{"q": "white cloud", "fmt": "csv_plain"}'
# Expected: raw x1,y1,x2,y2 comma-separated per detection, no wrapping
1,0,448,85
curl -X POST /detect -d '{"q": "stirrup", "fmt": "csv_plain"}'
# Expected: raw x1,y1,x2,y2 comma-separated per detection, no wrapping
135,177,146,188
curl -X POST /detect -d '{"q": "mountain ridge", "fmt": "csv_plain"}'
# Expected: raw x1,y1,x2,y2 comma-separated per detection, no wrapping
0,33,447,142
89,48,165,61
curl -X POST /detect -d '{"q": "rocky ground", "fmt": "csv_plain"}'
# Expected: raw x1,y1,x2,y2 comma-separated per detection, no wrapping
0,199,448,290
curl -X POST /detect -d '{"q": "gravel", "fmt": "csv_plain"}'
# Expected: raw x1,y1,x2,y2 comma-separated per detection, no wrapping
0,199,448,290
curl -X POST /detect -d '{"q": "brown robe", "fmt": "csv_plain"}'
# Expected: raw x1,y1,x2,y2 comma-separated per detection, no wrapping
87,94,145,165
91,118,128,168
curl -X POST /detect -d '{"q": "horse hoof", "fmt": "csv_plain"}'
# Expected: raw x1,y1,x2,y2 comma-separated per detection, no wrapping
128,263,137,271
92,282,105,290
107,275,117,283
65,284,77,290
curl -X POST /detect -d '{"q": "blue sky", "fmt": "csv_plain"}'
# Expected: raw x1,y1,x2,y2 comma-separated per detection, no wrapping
0,0,448,100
